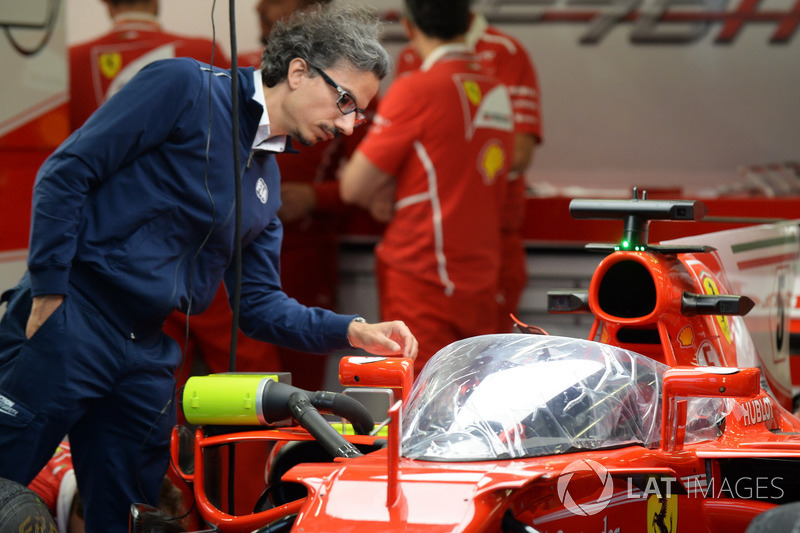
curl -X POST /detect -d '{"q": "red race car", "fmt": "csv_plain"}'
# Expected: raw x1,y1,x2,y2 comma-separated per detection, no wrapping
137,193,800,533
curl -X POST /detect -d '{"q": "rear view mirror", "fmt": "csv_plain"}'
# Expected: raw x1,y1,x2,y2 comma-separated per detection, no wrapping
661,366,760,451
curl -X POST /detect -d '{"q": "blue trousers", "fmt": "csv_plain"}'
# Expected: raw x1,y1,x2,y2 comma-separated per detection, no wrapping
0,274,181,532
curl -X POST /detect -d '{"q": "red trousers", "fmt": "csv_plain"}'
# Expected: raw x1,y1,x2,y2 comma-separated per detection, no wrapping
377,258,499,377
497,231,527,333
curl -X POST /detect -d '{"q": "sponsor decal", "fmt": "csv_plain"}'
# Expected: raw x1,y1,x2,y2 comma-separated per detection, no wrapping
695,339,721,366
700,275,733,344
678,325,694,347
739,396,773,427
0,393,18,417
462,80,482,106
455,75,514,139
98,52,123,79
647,493,677,533
478,139,507,184
256,177,268,204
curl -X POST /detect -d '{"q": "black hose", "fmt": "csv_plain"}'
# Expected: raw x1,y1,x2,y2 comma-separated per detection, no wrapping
259,382,373,458
288,392,362,459
308,391,374,436
260,381,374,434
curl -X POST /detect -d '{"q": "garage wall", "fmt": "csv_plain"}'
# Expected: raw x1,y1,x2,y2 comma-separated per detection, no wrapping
66,0,800,193
5,0,798,327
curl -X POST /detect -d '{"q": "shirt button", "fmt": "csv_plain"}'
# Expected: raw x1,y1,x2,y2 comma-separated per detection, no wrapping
130,332,136,340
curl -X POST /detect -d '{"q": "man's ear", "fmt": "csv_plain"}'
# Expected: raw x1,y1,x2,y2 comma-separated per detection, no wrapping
401,17,415,41
286,58,309,90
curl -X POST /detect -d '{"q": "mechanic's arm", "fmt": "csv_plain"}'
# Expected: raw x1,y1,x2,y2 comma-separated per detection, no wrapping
277,181,317,223
347,318,418,359
339,149,395,222
278,178,355,223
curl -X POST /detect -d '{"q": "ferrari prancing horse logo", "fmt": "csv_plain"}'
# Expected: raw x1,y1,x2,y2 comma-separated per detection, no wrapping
701,275,733,344
647,494,677,533
98,52,123,79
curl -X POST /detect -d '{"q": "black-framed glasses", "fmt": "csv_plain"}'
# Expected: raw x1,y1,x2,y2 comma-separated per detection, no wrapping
310,64,367,127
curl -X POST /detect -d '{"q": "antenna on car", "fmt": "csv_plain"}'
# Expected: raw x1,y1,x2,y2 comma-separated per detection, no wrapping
548,189,755,317
569,187,714,254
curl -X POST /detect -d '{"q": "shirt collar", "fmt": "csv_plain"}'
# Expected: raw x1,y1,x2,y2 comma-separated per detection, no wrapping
251,69,289,152
420,43,472,72
464,14,488,50
111,12,161,28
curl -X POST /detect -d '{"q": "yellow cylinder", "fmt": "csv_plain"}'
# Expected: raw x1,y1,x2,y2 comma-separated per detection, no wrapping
181,373,288,425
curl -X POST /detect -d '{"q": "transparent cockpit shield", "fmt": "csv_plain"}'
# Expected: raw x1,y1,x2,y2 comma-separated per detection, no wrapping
401,334,671,461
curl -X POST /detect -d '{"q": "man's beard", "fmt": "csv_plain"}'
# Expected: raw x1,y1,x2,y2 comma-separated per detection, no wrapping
289,128,314,147
290,126,339,147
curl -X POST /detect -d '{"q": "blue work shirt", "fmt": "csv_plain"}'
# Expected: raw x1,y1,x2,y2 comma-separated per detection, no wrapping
27,58,354,353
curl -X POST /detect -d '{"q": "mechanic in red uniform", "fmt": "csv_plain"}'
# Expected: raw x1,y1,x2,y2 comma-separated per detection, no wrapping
340,0,516,374
395,11,543,333
69,0,230,132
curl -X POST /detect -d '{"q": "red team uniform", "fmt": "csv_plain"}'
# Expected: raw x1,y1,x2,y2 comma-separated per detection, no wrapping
358,44,515,370
397,14,544,333
69,12,230,131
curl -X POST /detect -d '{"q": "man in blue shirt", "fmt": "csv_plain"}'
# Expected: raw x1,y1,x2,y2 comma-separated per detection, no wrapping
0,5,417,532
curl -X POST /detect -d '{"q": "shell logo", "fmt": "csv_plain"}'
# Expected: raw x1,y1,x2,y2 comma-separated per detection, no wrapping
479,140,506,184
99,52,123,79
678,325,694,347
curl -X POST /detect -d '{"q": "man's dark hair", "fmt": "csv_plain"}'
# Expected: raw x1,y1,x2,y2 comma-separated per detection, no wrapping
261,3,391,88
403,0,471,40
299,0,333,7
107,0,151,6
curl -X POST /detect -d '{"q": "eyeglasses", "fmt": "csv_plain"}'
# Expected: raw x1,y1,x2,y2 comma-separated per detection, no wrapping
310,64,367,127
